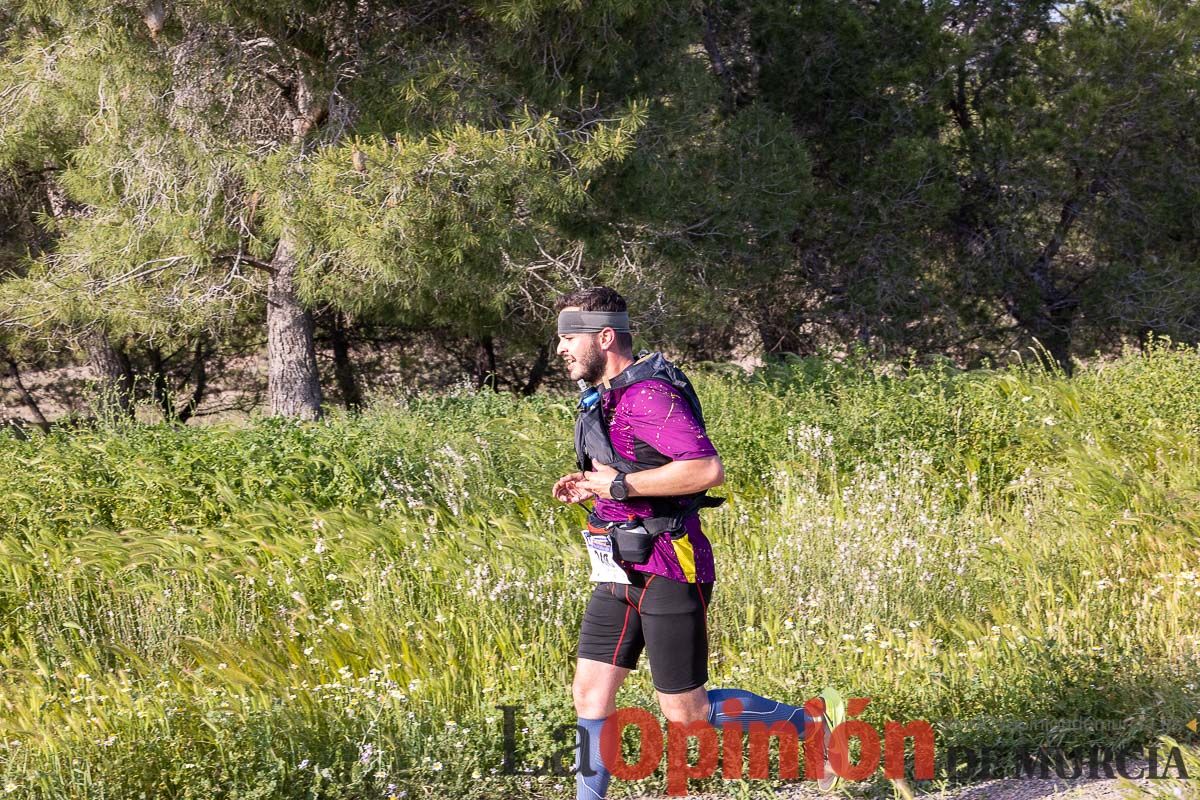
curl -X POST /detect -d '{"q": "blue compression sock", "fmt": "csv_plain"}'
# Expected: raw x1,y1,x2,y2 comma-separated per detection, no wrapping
575,716,612,800
706,687,813,737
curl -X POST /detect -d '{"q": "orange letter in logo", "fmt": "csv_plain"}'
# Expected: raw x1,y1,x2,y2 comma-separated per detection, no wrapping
829,698,881,781
665,719,719,796
884,720,935,780
601,707,663,781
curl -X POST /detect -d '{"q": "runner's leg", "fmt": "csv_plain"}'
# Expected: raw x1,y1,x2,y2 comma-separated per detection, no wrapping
638,577,720,730
640,578,712,698
656,684,710,723
575,582,645,800
573,659,629,800
640,579,824,775
705,687,814,735
573,657,630,718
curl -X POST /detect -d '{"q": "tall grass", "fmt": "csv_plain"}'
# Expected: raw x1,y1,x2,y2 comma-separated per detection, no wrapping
1,339,1198,798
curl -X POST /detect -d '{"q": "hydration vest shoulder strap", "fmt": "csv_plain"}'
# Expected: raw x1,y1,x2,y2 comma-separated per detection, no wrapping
575,352,704,472
603,352,706,427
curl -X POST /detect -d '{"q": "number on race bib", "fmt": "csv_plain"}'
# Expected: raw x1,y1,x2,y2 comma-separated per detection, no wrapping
583,531,632,584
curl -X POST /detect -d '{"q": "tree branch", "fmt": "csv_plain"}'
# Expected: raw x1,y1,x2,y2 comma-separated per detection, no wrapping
699,4,741,111
214,252,276,275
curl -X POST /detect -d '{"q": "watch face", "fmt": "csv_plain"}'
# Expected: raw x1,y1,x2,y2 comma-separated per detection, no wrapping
611,476,627,501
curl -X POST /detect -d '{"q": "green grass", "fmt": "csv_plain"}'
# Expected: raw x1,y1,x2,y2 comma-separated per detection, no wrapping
1,338,1198,798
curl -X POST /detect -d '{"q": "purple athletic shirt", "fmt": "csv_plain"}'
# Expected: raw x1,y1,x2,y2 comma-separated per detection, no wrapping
591,378,718,584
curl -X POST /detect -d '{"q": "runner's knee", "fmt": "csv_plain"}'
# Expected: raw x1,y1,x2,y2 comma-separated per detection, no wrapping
573,678,615,717
657,687,710,725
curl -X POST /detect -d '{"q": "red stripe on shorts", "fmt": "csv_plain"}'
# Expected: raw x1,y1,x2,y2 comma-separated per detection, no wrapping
613,594,632,665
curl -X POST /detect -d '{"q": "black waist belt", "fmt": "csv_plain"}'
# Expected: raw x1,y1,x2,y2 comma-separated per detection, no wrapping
588,494,725,539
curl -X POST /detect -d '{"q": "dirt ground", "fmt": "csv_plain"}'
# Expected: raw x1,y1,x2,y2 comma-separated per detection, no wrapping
635,775,1152,800
633,758,1158,800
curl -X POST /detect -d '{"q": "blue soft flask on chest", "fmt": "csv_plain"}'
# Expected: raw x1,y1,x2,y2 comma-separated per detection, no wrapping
577,380,600,412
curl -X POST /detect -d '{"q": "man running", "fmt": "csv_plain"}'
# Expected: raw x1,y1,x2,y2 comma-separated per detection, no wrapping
551,286,842,799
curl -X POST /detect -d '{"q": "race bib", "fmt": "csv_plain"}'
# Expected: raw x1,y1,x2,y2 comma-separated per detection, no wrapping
583,531,632,584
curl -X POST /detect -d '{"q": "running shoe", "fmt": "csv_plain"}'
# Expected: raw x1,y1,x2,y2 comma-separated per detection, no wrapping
816,686,847,793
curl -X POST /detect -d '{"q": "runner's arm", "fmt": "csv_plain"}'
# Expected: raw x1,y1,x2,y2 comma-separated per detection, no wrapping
579,456,723,500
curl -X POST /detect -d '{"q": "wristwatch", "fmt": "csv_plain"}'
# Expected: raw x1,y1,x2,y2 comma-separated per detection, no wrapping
609,471,630,501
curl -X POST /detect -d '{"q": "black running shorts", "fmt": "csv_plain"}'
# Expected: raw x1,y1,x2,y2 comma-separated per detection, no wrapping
577,572,715,694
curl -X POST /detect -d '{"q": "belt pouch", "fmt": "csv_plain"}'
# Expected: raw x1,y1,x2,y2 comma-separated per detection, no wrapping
611,522,656,565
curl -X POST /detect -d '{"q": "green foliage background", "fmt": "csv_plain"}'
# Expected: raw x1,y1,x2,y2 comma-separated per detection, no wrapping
0,2,1198,796
1,341,1198,798
1,0,1197,390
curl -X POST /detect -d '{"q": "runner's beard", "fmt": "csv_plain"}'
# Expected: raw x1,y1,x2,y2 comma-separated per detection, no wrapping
573,336,606,384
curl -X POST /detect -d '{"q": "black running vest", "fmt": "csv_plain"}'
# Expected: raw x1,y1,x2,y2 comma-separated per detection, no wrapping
573,352,724,534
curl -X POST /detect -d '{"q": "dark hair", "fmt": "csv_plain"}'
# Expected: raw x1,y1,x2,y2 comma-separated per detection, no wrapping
554,286,627,314
555,286,634,352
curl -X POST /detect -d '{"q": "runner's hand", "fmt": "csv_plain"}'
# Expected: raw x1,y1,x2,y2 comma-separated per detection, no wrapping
553,472,594,503
578,463,619,500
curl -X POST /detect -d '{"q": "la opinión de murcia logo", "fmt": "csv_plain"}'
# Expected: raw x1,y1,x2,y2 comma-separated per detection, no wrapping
496,700,1193,796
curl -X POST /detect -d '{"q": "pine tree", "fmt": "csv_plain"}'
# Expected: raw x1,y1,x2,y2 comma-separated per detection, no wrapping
0,1,652,418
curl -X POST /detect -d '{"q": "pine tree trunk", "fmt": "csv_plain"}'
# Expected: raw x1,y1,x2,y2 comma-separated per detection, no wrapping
521,343,550,396
148,346,176,421
84,330,135,418
176,336,207,424
475,335,497,390
6,358,51,432
328,312,363,410
266,235,323,420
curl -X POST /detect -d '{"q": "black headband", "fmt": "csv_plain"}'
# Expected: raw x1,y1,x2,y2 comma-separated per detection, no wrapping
557,309,631,335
